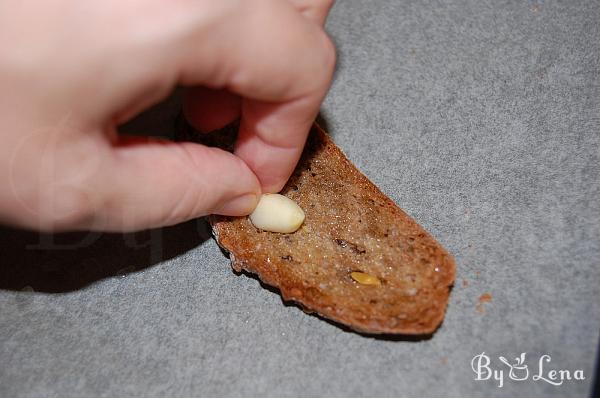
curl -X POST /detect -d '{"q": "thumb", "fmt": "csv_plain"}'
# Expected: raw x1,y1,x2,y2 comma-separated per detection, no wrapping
93,137,260,232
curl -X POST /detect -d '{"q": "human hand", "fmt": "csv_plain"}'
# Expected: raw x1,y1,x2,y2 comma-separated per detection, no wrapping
0,0,335,232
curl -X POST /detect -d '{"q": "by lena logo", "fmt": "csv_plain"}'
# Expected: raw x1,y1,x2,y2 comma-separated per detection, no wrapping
471,352,585,388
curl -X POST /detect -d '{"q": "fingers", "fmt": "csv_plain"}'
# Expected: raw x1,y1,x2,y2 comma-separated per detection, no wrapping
235,96,319,192
6,134,260,232
231,3,335,191
182,0,333,135
93,137,260,232
183,87,241,133
176,0,336,192
288,0,335,25
0,0,336,233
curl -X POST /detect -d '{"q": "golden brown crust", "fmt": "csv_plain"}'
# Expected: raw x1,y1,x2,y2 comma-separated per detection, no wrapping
205,123,455,335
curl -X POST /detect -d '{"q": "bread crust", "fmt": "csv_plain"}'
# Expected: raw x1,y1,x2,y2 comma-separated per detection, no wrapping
205,123,455,335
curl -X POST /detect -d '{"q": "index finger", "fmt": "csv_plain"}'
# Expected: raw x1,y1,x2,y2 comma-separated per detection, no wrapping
176,0,336,192
230,5,335,192
234,89,331,192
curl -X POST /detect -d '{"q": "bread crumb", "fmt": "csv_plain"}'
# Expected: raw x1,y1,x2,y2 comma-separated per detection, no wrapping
476,293,492,315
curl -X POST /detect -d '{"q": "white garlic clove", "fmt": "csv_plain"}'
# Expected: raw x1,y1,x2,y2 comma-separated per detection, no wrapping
249,194,305,233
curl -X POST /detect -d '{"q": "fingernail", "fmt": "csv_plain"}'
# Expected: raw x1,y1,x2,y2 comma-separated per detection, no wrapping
214,194,258,216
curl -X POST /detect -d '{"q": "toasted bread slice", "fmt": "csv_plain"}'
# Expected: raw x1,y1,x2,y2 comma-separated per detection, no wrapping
176,118,456,334
197,122,456,335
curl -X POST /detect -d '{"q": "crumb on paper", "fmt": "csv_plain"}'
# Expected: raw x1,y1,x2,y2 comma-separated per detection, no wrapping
476,292,493,315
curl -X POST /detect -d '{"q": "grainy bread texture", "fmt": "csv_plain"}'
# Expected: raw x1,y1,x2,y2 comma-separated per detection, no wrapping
180,120,455,334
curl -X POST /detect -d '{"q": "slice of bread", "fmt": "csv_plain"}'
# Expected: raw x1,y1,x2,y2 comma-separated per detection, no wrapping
201,123,455,335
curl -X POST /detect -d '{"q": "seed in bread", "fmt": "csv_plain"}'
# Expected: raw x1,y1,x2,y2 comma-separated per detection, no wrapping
350,272,382,286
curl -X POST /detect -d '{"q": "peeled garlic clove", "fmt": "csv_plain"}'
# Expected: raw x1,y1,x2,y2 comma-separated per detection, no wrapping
249,194,305,233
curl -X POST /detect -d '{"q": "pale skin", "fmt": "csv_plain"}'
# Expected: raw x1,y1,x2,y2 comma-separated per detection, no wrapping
0,0,336,232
